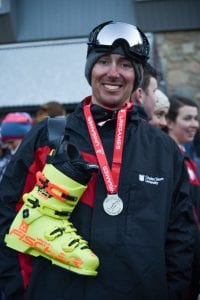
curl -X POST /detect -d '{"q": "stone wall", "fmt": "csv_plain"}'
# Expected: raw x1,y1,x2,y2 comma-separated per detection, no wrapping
155,30,200,104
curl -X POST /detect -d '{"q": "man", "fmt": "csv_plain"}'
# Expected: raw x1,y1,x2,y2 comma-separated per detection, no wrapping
132,62,158,120
0,21,195,300
149,88,170,129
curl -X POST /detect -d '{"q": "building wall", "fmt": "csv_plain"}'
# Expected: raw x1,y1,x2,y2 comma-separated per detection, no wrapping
135,0,200,32
155,30,200,103
0,0,136,43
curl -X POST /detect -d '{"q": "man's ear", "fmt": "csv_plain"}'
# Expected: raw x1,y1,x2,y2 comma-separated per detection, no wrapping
132,88,144,105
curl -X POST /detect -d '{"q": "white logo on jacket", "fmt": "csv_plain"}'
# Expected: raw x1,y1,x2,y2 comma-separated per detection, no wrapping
139,174,164,185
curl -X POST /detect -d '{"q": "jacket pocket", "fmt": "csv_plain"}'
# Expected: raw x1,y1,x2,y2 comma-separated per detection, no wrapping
125,170,168,246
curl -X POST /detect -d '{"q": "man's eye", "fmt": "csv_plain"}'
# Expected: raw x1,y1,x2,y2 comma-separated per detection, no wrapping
155,112,164,118
183,116,192,121
98,59,109,65
121,63,132,69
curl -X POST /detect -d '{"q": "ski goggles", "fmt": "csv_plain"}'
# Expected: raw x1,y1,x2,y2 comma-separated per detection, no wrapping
87,21,150,62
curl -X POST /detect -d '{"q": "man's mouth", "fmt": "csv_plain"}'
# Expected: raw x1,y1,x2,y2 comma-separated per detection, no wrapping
103,84,122,91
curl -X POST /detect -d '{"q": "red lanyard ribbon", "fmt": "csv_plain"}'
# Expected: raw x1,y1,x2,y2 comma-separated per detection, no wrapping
83,99,132,194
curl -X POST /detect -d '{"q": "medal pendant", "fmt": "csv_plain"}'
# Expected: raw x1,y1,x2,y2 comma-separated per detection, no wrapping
103,194,123,216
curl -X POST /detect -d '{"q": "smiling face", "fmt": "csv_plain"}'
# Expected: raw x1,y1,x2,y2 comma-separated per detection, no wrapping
91,54,135,109
149,107,169,129
167,105,199,145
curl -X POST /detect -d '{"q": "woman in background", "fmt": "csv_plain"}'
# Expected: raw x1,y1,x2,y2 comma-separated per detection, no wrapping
167,95,200,300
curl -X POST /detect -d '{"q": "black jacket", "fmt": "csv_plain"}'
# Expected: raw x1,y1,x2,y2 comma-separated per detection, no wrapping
0,99,195,300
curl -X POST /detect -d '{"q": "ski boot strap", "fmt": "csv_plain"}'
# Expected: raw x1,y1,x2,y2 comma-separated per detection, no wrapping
36,171,78,203
23,194,71,220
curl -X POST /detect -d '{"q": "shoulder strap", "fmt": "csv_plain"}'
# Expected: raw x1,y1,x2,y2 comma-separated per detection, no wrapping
47,116,67,149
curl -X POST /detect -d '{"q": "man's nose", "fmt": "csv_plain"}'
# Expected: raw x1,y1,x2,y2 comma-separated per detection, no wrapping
107,63,120,78
160,117,167,127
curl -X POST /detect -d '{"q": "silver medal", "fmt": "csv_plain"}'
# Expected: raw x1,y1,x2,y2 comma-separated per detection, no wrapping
103,194,123,216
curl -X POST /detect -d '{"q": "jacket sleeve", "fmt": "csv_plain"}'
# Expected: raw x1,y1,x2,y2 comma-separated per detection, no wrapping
166,145,196,300
0,121,49,299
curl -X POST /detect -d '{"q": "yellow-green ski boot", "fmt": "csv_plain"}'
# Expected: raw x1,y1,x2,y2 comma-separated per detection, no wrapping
5,142,99,276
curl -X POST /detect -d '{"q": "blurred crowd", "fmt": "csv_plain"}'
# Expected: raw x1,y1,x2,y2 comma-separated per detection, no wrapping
0,101,66,183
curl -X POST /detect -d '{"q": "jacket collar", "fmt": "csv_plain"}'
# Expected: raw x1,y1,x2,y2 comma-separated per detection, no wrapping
74,96,140,124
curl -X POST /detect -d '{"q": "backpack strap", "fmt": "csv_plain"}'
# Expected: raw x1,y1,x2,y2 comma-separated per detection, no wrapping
47,116,67,149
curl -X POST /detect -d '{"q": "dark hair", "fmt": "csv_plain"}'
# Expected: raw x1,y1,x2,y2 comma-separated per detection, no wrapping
36,101,66,123
167,95,199,122
140,63,157,92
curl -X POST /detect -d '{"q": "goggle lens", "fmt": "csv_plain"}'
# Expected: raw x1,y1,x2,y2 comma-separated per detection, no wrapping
96,23,143,48
88,21,149,61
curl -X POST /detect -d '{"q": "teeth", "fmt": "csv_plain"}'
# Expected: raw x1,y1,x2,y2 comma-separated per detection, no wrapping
104,84,120,90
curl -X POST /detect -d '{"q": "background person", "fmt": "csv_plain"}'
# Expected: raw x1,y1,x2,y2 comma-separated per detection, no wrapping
0,21,195,300
166,95,200,300
149,88,170,129
1,112,33,156
185,129,200,179
132,62,158,121
35,101,66,123
0,139,10,182
192,130,200,179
